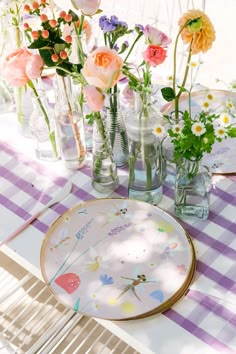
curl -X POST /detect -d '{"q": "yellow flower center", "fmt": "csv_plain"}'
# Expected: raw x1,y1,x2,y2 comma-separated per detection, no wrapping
223,116,229,124
218,129,224,135
155,127,162,134
175,127,180,132
203,102,209,108
207,94,213,100
195,125,203,132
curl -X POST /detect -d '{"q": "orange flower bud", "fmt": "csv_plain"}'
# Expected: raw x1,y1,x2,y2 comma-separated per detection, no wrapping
65,14,72,22
49,19,57,28
32,31,39,40
23,4,30,12
32,1,39,9
40,14,48,22
40,0,46,4
65,35,72,43
60,50,68,59
41,30,49,39
59,10,66,18
51,54,59,62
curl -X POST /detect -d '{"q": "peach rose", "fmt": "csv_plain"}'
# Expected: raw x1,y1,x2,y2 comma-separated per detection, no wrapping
71,0,101,15
143,45,167,67
2,48,43,87
83,85,104,112
81,46,123,90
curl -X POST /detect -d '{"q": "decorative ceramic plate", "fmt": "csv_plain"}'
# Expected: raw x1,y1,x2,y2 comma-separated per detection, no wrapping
162,89,236,174
41,198,196,320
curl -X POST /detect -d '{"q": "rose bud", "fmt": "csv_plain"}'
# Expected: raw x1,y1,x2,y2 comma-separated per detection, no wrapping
60,50,68,59
49,19,57,28
32,31,39,40
65,35,72,43
41,30,49,39
51,54,59,62
40,14,48,22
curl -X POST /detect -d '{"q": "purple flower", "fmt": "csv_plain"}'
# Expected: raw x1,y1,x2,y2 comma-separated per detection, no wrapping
113,44,119,51
135,24,144,32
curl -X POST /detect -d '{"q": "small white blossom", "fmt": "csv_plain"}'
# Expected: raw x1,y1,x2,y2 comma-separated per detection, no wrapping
201,100,211,112
191,122,206,136
219,112,231,126
214,126,227,139
153,124,166,137
225,99,234,110
172,124,182,134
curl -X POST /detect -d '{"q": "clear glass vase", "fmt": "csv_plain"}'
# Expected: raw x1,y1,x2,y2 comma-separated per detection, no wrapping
126,92,163,205
92,112,119,193
30,89,58,161
54,74,87,170
175,158,211,220
105,90,129,168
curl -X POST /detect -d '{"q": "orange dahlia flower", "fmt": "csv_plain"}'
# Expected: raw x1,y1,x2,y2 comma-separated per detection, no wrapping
178,9,215,54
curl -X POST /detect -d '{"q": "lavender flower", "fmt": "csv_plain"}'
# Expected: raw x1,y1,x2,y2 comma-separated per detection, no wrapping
108,222,132,237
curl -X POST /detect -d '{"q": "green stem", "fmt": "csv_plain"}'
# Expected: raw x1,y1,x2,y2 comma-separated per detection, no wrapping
173,20,192,123
28,81,58,157
124,32,143,63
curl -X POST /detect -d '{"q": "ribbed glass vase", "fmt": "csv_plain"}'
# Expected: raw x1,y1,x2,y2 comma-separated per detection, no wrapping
105,90,129,168
92,112,119,193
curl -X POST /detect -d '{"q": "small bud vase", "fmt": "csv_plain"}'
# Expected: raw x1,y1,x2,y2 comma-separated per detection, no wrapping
54,75,87,170
126,92,163,205
105,89,129,168
30,89,58,161
175,158,211,220
92,112,119,193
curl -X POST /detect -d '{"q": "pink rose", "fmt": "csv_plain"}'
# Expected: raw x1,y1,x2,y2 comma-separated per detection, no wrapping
81,46,123,90
143,45,167,67
2,48,43,87
83,85,104,112
144,25,171,47
71,0,101,15
26,54,44,80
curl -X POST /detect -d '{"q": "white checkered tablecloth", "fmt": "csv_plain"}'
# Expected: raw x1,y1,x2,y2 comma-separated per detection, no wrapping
0,140,236,354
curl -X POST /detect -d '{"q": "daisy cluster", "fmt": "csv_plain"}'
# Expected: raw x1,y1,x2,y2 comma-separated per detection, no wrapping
164,94,236,161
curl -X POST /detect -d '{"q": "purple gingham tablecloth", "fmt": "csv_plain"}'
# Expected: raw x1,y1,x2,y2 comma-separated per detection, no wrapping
0,142,236,354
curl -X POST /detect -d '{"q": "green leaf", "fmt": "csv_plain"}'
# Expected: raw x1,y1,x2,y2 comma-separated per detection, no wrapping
161,87,176,102
228,127,236,138
54,43,66,53
68,9,79,22
39,49,54,67
28,39,51,49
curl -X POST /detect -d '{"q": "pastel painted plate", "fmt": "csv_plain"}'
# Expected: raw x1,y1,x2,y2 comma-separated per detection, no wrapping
41,198,196,320
162,89,236,174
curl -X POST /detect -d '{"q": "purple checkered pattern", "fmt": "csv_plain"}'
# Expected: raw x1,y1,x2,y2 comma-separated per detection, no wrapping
0,142,235,354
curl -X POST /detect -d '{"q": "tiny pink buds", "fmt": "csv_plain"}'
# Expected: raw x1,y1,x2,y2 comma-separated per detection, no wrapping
23,23,30,30
60,50,68,59
49,19,57,28
65,14,72,22
65,35,72,43
23,4,30,12
59,11,66,18
32,1,39,9
32,31,39,40
41,29,49,39
40,14,48,22
51,54,59,62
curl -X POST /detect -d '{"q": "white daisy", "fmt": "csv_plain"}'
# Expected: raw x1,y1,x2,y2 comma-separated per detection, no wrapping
153,124,166,137
201,100,211,112
191,122,206,136
206,92,214,101
172,124,182,134
214,126,227,139
219,112,231,126
225,99,234,110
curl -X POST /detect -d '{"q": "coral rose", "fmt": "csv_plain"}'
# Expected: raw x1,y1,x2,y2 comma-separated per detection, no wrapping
2,48,43,87
71,0,101,15
178,9,215,54
143,45,167,67
82,46,123,90
83,85,104,112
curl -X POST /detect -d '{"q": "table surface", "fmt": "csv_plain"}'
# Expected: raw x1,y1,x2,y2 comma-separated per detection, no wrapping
1,111,236,354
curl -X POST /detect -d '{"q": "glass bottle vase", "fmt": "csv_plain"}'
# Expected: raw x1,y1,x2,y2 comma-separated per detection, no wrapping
30,89,58,161
92,112,119,193
126,93,163,205
105,90,129,168
54,74,87,170
175,158,211,220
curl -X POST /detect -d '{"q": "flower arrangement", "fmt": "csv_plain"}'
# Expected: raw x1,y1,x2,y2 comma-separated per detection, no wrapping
1,47,58,157
161,9,236,171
